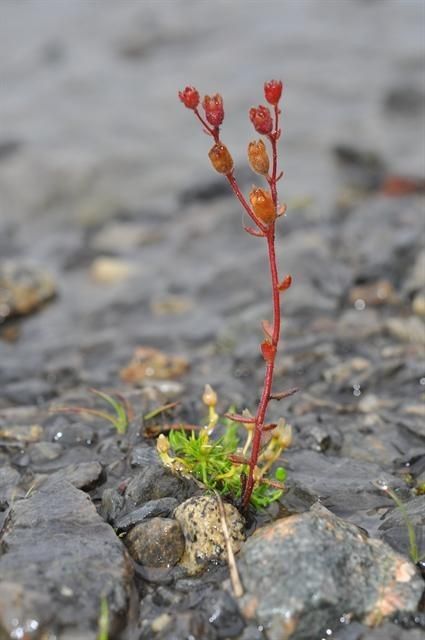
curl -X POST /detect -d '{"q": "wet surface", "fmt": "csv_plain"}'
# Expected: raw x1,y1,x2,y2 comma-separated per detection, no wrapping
0,1,424,638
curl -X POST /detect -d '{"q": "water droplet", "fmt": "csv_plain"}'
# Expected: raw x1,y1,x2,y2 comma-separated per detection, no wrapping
420,377,425,386
352,383,361,397
354,298,366,311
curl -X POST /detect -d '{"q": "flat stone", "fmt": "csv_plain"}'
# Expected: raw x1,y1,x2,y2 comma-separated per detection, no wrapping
378,495,425,561
0,478,133,639
116,497,179,532
49,461,104,490
237,504,423,640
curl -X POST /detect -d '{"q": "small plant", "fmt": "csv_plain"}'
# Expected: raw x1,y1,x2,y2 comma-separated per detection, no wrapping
179,81,296,508
157,385,291,509
374,479,425,565
52,388,133,436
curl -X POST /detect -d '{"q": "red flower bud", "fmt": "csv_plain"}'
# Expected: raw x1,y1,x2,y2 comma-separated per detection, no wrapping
203,94,224,127
264,80,283,106
178,86,200,110
249,105,273,135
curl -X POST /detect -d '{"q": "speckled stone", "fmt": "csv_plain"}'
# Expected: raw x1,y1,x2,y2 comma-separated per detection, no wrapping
174,494,245,576
125,517,185,567
237,504,423,640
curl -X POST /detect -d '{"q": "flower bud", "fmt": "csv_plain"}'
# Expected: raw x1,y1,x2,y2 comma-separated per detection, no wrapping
264,80,283,106
178,86,200,110
208,143,233,174
249,105,273,135
202,384,217,407
249,187,276,224
248,139,270,175
203,94,224,127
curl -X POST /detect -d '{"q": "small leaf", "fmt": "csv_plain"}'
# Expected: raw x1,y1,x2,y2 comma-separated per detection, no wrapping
278,275,292,292
244,225,265,238
275,466,286,482
261,319,273,340
261,341,276,363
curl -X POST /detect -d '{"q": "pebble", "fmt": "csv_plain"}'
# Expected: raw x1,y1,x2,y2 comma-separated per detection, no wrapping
174,494,245,576
125,517,185,567
0,261,56,321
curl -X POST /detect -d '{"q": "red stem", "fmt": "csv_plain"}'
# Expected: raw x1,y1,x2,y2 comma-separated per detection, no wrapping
241,104,282,510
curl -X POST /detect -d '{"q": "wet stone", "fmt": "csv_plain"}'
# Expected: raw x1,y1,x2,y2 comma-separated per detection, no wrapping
0,478,133,639
237,504,424,640
283,449,409,518
116,497,179,532
0,464,21,508
378,495,425,560
174,494,245,576
123,464,195,510
125,517,185,567
49,461,104,490
28,441,63,464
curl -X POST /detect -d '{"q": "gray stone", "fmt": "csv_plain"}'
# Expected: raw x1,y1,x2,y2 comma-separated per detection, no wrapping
116,497,179,533
125,517,185,567
237,505,423,640
378,495,425,561
0,478,133,639
123,464,194,509
49,461,104,490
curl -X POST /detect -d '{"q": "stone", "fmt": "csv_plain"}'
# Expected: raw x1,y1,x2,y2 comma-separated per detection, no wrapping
237,505,423,640
174,495,245,576
49,461,104,490
123,464,194,510
116,497,179,532
120,346,189,383
0,261,56,321
89,256,133,284
0,478,133,639
125,517,185,567
378,496,425,561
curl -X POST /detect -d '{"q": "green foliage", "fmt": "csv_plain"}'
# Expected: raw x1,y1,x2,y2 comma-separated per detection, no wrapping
374,480,425,565
52,388,132,435
158,409,287,510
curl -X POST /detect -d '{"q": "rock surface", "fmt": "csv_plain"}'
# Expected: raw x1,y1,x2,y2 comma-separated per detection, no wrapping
125,516,185,567
0,478,133,639
174,494,245,576
237,505,423,640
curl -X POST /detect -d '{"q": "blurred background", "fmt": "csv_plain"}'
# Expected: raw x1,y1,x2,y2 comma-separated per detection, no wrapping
0,0,424,412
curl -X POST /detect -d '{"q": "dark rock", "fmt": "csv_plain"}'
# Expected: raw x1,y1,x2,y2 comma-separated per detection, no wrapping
125,517,185,567
0,478,133,639
100,487,125,524
283,449,408,518
237,504,423,640
378,495,425,560
124,464,195,509
116,497,179,532
50,461,104,490
28,441,63,464
0,465,21,508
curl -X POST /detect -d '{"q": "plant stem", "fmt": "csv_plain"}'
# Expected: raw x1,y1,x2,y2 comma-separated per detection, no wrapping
241,106,282,510
241,223,281,509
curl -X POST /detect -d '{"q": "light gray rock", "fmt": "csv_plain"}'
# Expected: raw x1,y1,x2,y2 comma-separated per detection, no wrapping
237,505,423,640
